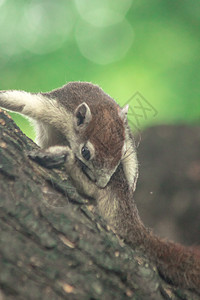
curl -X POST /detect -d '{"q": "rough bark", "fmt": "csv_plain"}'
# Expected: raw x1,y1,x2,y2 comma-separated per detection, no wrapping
0,110,199,300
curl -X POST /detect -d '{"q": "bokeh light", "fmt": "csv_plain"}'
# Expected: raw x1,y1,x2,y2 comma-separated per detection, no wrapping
75,19,134,65
19,0,75,54
74,0,133,27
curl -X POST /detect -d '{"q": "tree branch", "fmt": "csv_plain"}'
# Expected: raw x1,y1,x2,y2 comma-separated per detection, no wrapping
0,110,199,300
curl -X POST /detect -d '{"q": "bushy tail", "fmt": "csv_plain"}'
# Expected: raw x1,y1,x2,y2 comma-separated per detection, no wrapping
148,235,200,293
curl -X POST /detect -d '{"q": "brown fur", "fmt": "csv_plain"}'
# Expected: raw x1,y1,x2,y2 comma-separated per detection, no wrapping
85,105,124,168
43,82,117,113
102,165,200,294
43,82,125,170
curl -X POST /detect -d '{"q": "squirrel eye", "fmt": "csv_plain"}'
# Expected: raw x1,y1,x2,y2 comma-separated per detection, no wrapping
81,146,91,161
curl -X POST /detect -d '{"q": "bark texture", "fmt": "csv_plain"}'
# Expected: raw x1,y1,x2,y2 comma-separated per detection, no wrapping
0,110,199,300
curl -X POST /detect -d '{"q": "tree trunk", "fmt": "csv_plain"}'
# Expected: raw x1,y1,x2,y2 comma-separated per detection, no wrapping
0,109,199,300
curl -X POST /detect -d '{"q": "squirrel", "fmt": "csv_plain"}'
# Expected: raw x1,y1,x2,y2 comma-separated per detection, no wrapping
0,82,199,294
0,82,137,189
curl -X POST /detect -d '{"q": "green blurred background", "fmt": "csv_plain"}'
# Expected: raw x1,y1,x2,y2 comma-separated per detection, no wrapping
1,0,200,141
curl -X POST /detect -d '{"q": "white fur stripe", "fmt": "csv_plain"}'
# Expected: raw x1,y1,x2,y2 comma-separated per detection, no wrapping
0,91,41,113
0,90,71,125
122,129,138,191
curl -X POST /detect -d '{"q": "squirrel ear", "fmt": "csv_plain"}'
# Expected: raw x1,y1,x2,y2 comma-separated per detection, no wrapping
119,104,129,121
74,102,92,130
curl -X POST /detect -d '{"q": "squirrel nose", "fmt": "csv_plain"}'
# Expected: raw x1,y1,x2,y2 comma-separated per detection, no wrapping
96,175,111,188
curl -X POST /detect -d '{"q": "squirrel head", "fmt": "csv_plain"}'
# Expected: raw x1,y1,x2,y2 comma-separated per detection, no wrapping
52,82,128,188
46,82,128,188
71,100,128,188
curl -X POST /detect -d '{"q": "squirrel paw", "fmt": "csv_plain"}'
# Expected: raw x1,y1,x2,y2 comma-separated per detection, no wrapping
28,146,74,169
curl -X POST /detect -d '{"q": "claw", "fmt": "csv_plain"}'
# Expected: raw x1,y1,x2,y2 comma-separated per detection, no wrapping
28,149,67,169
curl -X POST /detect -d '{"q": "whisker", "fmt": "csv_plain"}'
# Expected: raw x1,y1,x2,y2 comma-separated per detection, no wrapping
135,132,141,148
122,144,132,158
121,148,136,162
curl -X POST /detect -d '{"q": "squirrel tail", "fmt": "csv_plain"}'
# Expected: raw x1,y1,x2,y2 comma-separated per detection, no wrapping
147,234,200,293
